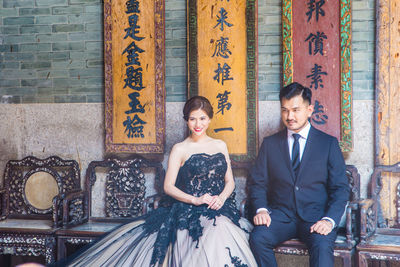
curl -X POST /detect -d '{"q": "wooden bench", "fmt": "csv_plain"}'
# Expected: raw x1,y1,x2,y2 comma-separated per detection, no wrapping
55,155,164,261
241,165,361,267
0,156,85,265
357,162,400,266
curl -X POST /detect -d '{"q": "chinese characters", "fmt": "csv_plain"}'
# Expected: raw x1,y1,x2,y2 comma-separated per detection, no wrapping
306,0,325,22
212,4,234,133
123,0,147,138
304,0,329,124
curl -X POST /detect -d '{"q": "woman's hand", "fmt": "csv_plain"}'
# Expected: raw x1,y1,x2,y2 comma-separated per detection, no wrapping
191,193,212,206
208,195,226,210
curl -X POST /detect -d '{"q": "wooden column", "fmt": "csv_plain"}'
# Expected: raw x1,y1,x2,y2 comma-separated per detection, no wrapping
376,0,400,226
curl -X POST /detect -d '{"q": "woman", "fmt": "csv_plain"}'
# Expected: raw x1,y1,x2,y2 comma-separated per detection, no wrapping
66,96,257,267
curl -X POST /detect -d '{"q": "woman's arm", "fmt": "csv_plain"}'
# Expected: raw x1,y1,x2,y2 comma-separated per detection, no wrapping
163,144,211,206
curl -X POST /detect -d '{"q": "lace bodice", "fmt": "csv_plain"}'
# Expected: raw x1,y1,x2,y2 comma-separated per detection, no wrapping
175,152,227,197
143,153,242,266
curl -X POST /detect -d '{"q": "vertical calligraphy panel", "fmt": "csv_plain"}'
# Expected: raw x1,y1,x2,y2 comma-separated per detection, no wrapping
188,0,258,166
282,0,352,152
293,0,340,139
105,0,165,153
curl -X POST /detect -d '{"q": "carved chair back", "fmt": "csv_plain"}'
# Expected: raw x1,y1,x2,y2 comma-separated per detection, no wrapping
397,181,400,227
347,164,361,202
367,162,400,229
357,163,400,267
1,156,81,226
85,155,164,221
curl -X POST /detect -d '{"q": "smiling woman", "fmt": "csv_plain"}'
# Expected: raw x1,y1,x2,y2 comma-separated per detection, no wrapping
184,96,212,138
187,108,211,137
60,96,257,267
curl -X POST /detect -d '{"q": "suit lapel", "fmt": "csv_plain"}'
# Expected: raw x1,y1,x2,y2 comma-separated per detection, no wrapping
296,126,317,180
278,129,296,182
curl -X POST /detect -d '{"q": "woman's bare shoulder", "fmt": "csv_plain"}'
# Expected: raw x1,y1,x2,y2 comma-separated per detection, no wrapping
171,140,187,154
207,138,228,153
210,138,227,147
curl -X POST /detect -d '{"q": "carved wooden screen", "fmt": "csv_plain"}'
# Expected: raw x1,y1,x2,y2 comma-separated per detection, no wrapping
104,0,165,153
282,0,352,151
188,0,258,166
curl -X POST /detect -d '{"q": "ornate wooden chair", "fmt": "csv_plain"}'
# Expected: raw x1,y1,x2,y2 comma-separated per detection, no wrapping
357,162,400,266
55,155,165,261
241,165,361,267
0,156,85,264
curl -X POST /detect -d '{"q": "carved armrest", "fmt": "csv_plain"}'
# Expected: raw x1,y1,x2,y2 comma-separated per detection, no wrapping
52,193,65,227
143,193,163,214
0,188,6,221
52,189,86,227
359,198,377,243
62,190,89,227
344,200,361,245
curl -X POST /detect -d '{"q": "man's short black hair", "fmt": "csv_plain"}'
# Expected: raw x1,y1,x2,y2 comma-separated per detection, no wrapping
279,82,312,104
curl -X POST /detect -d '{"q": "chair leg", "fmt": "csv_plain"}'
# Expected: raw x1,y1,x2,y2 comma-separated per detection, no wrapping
342,254,352,267
57,238,67,261
45,237,56,264
358,252,369,267
0,254,11,267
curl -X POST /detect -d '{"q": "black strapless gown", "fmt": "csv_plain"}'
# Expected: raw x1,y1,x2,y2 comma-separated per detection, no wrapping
67,153,257,267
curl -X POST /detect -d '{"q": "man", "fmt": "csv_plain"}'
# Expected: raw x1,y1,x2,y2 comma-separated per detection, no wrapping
249,82,349,267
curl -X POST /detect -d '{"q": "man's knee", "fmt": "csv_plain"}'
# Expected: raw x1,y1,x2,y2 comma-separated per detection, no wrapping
250,226,278,248
306,234,336,267
307,233,335,252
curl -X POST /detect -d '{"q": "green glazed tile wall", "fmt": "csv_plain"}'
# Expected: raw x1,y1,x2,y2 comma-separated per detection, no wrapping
0,0,375,103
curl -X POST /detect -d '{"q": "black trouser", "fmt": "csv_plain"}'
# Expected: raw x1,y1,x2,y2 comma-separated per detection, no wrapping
249,216,337,267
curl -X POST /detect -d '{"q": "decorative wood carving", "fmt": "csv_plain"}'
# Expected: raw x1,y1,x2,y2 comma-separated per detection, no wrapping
397,182,400,227
357,163,400,266
0,156,84,264
66,238,94,244
369,253,400,261
105,160,146,217
85,156,164,219
0,234,56,264
2,156,80,220
56,155,164,261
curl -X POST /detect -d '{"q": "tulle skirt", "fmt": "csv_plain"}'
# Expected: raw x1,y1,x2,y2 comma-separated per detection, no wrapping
68,215,257,267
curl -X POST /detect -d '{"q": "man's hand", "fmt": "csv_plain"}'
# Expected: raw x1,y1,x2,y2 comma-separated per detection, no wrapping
310,219,333,235
253,210,271,226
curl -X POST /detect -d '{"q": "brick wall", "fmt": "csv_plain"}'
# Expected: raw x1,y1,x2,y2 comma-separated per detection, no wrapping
0,0,375,103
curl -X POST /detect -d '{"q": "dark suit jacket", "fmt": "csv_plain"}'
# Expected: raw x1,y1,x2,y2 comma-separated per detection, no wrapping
249,126,349,225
